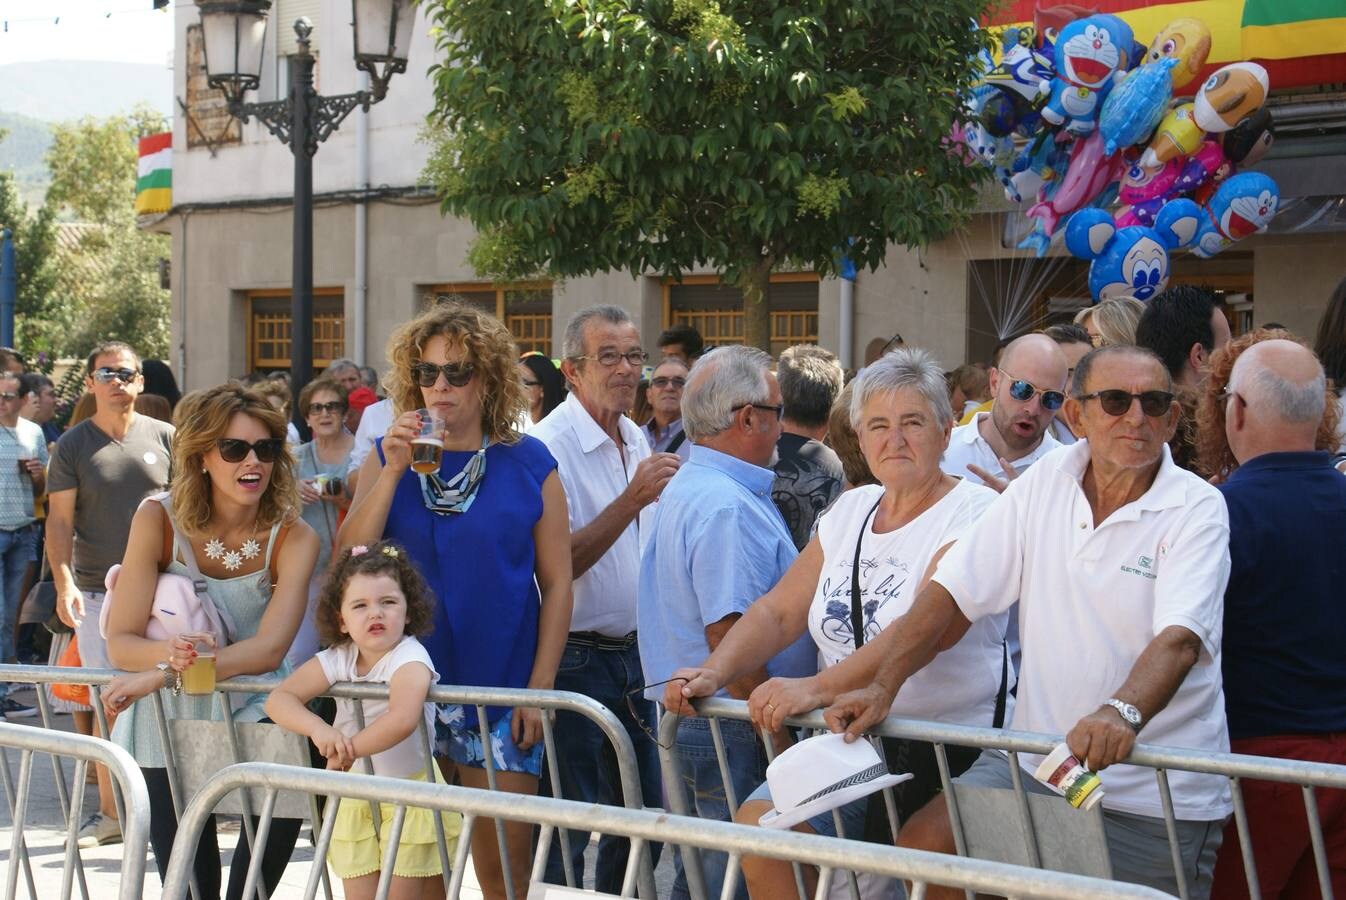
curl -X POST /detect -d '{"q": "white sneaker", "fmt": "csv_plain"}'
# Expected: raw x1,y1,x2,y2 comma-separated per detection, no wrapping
76,812,122,848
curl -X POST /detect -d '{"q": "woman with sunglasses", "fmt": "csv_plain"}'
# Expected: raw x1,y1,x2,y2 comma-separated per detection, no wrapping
341,302,572,900
101,383,320,899
665,348,1011,897
288,376,354,666
519,351,567,426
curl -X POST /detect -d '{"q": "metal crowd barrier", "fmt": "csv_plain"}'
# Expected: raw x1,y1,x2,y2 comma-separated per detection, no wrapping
0,720,152,900
660,697,1346,900
0,664,656,900
161,760,1178,900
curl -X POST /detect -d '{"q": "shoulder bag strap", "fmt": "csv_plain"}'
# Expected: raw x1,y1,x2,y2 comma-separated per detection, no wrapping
850,497,883,650
666,430,686,453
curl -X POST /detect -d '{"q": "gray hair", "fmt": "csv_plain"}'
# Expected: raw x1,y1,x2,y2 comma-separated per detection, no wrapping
682,346,772,441
562,305,632,360
1229,347,1326,425
1070,345,1172,397
778,345,844,428
324,358,358,375
359,365,379,389
850,346,953,429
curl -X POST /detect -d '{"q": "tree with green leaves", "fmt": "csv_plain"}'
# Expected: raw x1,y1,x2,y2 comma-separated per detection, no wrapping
423,0,992,349
44,106,171,359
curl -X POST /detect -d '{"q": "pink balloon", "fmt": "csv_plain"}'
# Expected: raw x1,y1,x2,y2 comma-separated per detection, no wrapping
1026,131,1124,237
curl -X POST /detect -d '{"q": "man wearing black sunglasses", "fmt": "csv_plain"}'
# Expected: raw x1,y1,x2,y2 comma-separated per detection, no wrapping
46,340,173,846
942,334,1069,494
827,346,1233,898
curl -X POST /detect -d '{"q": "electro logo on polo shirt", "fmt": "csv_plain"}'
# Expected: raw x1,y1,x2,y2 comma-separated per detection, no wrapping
1120,554,1158,580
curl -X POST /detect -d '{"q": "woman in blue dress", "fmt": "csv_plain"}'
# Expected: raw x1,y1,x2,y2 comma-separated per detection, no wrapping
341,301,573,900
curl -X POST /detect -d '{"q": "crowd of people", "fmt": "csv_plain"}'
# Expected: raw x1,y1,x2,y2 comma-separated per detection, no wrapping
1,277,1344,900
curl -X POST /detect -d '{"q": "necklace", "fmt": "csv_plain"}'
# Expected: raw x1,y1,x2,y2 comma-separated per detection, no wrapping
420,435,489,515
203,532,262,572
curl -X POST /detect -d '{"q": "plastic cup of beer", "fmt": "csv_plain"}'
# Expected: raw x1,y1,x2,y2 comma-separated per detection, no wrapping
181,632,218,696
410,409,446,475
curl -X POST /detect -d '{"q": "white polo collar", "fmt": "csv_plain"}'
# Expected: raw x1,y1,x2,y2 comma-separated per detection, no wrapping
563,392,640,455
1054,439,1189,518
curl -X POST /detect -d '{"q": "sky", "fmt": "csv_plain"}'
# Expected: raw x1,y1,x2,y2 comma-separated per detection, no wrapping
0,1,174,66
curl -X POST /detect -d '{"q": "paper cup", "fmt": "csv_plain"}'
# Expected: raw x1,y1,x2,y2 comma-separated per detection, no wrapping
1034,743,1105,811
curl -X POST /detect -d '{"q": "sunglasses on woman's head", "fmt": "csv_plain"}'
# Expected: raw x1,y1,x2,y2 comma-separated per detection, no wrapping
215,438,285,463
1076,389,1175,418
411,362,475,388
1002,374,1065,411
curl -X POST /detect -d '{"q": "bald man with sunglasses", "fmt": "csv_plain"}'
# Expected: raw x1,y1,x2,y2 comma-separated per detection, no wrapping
827,345,1232,898
941,334,1068,494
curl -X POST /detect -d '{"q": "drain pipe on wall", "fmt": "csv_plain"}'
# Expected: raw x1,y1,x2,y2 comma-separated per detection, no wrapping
353,71,370,365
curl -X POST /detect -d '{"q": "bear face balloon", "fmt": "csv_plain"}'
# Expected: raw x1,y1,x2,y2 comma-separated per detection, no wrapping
1194,62,1269,134
1145,18,1212,89
1066,199,1203,301
1192,172,1279,259
1039,15,1134,136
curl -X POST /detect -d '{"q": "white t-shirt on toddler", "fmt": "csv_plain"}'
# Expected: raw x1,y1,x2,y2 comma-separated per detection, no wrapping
808,479,1011,726
316,635,438,778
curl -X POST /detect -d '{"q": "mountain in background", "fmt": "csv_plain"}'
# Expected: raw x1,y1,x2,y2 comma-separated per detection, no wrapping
0,60,172,123
0,60,172,210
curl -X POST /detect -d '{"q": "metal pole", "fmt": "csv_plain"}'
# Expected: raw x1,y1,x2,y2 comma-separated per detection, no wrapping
289,34,315,439
0,229,16,349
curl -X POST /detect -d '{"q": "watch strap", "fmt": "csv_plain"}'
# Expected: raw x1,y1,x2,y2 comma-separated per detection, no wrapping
1106,698,1142,732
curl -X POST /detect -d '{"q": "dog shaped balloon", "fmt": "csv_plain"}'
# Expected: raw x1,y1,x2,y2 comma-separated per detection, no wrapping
1066,199,1202,301
1040,14,1134,136
1192,172,1279,258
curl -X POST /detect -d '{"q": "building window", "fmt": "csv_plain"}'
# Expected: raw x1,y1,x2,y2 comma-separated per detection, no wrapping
663,274,819,356
428,282,554,355
247,290,345,374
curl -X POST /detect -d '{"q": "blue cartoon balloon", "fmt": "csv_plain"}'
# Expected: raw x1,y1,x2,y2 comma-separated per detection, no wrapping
1099,57,1178,155
1040,14,1134,137
1066,199,1203,302
1192,172,1279,259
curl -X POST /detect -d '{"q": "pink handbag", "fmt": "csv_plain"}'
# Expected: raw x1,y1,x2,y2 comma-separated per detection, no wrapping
99,493,236,648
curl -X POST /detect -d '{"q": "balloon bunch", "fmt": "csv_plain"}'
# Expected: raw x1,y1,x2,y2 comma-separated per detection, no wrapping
958,11,1283,301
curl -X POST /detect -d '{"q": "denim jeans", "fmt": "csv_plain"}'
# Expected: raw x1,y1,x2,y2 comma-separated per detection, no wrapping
0,525,35,700
670,716,767,900
542,636,663,893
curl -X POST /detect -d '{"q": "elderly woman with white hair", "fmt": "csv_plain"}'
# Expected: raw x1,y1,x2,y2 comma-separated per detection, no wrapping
666,347,1012,895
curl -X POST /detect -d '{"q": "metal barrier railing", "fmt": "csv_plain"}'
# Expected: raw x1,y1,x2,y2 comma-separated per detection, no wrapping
659,697,1346,900
0,664,657,900
0,720,152,900
161,760,1180,900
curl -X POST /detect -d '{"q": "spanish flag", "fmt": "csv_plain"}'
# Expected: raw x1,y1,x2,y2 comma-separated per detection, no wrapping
135,132,172,216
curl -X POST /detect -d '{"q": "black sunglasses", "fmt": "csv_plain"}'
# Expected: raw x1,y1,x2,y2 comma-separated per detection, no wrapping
411,362,475,388
732,402,784,418
216,438,285,464
1077,390,1175,418
1003,373,1065,411
625,677,687,751
92,367,139,384
306,401,346,415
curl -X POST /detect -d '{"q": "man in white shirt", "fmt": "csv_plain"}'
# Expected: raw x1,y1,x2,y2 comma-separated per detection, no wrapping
344,396,394,495
827,345,1232,898
530,305,681,893
942,333,1068,492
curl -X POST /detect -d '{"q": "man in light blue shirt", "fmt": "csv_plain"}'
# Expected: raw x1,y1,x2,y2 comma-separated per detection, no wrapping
638,345,816,900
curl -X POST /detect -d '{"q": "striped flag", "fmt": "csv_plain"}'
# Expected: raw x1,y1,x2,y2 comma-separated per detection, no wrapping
135,132,172,216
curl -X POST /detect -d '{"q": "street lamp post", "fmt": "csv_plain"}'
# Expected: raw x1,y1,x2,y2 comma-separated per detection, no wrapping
195,0,413,433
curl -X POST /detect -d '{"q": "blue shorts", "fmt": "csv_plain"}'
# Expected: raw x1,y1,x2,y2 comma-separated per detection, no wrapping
434,703,543,778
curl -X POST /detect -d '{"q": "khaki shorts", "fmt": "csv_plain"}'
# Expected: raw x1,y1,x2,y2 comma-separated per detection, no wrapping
72,591,110,670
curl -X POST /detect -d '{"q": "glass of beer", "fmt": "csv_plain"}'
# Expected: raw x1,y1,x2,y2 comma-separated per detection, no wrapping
410,409,446,475
181,632,217,696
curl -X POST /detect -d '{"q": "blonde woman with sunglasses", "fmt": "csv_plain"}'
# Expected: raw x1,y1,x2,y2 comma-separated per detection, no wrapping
102,382,319,900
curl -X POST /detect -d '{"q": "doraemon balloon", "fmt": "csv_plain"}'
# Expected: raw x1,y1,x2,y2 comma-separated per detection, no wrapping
1192,172,1279,258
1040,15,1134,136
1066,199,1203,301
1099,57,1177,155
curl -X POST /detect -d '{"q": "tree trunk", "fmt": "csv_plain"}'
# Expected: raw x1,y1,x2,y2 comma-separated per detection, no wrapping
739,255,773,352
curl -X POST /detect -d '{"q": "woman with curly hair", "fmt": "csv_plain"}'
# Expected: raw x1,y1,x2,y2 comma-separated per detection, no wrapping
1194,328,1342,482
100,382,320,899
340,301,572,900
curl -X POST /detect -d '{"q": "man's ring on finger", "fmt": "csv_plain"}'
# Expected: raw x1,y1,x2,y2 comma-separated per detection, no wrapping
765,702,776,712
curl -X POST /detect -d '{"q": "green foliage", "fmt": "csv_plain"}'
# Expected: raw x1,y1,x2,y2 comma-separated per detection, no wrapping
422,0,993,346
39,106,172,360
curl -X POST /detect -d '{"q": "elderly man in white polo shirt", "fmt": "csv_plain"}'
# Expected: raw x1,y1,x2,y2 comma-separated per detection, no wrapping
531,304,681,892
827,344,1232,898
942,333,1068,493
